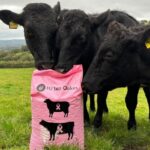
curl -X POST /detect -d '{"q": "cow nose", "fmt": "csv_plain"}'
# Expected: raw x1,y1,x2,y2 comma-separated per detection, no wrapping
37,64,54,70
55,68,65,73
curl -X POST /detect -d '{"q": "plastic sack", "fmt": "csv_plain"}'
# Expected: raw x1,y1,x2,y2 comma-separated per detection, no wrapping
30,65,84,150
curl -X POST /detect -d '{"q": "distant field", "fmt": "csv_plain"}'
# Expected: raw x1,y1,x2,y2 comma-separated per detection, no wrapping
0,50,34,68
0,68,150,150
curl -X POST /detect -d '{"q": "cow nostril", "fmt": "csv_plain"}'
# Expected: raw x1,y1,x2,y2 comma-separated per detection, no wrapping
37,65,43,70
37,64,54,70
55,68,65,73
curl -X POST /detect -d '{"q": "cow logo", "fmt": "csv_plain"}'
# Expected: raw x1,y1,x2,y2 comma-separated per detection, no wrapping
57,124,63,134
56,103,61,110
40,120,74,141
37,84,46,92
44,99,70,117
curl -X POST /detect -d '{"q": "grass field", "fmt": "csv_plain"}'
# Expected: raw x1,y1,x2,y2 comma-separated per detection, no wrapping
0,68,150,150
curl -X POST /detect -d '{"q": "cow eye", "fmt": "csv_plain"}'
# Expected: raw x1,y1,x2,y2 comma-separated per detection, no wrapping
27,32,34,38
26,31,34,39
104,51,114,61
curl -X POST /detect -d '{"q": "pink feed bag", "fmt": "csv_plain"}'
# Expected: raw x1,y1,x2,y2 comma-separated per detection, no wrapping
30,65,84,150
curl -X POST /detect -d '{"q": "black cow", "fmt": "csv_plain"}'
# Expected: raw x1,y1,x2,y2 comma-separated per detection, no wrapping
44,99,70,117
40,120,74,141
0,2,60,69
55,9,150,129
55,10,138,72
83,21,150,129
0,3,95,114
55,9,110,125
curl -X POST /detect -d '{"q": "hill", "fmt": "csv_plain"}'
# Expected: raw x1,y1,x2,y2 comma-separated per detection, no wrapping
0,39,26,50
0,49,34,68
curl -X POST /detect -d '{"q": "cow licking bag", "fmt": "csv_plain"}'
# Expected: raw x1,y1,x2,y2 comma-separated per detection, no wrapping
30,65,84,150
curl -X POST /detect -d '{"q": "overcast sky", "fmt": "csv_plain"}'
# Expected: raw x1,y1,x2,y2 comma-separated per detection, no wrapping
0,0,150,40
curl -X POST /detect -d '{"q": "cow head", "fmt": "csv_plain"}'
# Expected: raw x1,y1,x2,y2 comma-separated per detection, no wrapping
0,2,61,69
83,21,150,93
55,9,93,73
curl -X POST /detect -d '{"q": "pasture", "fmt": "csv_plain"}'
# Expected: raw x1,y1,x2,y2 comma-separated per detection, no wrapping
0,68,150,150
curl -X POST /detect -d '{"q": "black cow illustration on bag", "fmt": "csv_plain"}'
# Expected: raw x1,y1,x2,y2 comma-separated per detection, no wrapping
39,120,74,141
44,99,70,117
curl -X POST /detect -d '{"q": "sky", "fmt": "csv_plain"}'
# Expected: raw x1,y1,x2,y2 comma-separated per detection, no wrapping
0,0,150,40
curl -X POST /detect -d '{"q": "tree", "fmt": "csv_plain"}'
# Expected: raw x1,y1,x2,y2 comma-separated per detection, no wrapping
21,45,29,51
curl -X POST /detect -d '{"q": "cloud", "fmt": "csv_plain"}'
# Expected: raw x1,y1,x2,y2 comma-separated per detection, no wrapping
0,5,22,13
0,0,150,19
0,0,150,40
0,21,24,40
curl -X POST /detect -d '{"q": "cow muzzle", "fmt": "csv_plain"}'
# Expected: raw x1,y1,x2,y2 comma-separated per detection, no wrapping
36,62,55,70
55,64,73,73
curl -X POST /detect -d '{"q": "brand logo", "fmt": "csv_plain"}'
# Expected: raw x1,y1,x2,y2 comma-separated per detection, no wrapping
37,84,78,92
37,84,46,92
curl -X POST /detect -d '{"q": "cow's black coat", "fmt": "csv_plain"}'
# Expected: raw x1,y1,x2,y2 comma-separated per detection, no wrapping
55,9,150,129
0,2,60,69
84,21,150,129
0,3,95,121
84,21,150,91
1,4,150,130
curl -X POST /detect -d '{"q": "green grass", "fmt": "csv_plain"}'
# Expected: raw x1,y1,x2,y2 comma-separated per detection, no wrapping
0,68,150,150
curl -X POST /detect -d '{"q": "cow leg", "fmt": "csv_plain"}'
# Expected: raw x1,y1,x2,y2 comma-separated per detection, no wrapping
143,87,150,119
53,134,55,141
66,113,68,117
83,93,90,125
89,94,95,111
51,113,53,117
50,112,53,118
94,90,108,128
65,111,68,117
126,85,139,130
100,93,109,113
49,133,52,141
71,132,73,139
68,133,70,140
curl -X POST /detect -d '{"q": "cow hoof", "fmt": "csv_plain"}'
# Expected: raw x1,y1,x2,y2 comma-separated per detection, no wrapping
84,115,90,126
84,120,90,127
94,118,102,128
127,121,136,130
103,107,109,113
92,126,101,134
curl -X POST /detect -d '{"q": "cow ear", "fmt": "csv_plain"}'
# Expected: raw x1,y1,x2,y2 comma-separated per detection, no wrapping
90,9,111,30
142,28,150,49
0,10,23,26
53,2,61,17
